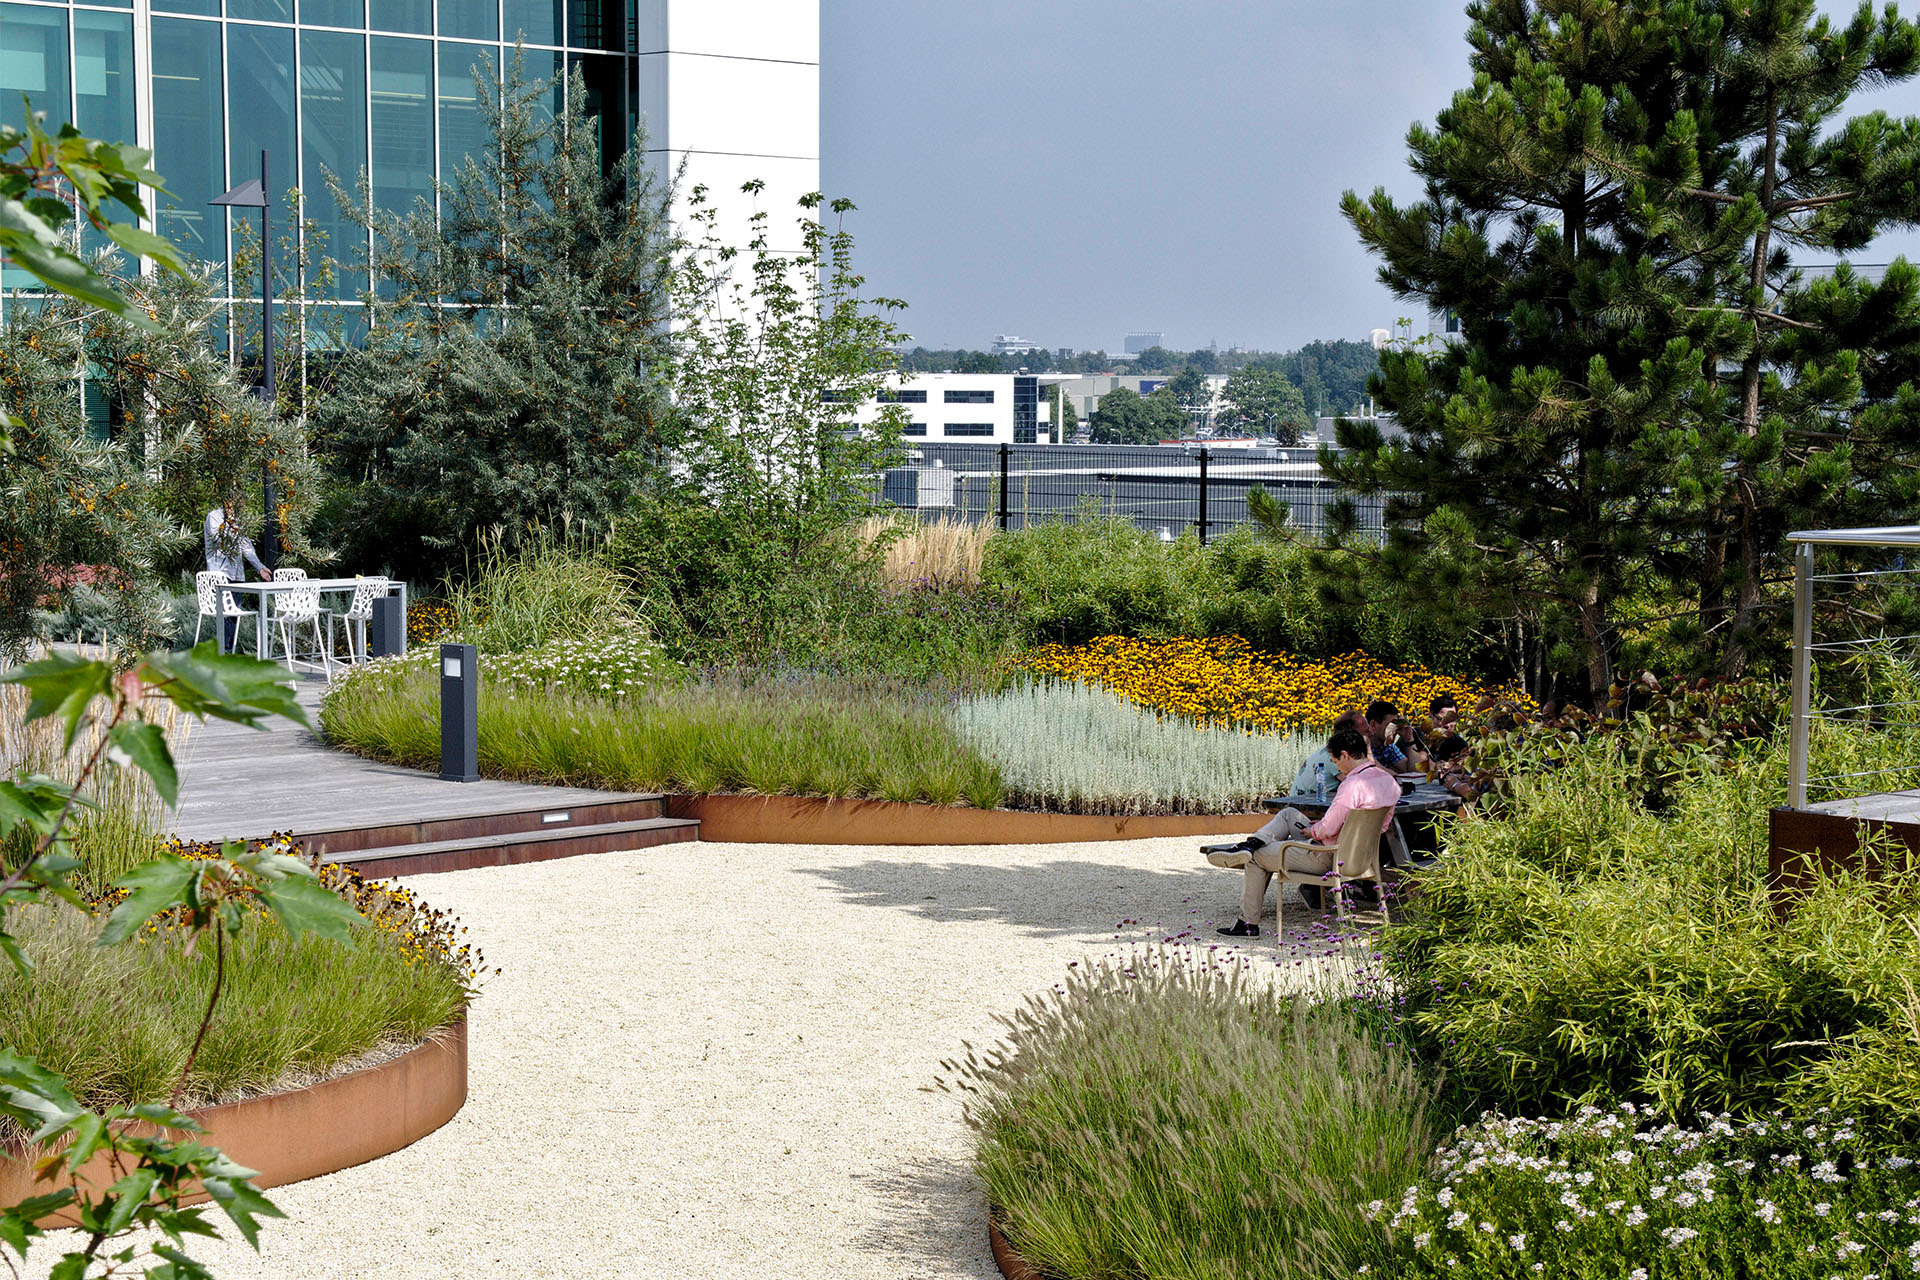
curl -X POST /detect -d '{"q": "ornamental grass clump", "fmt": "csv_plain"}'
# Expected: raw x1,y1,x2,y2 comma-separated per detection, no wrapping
1370,1105,1920,1279
950,951,1438,1280
1386,705,1920,1141
322,662,1005,808
953,681,1318,815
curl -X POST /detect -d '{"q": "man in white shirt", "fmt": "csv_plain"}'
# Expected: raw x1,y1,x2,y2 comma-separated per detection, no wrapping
204,497,271,654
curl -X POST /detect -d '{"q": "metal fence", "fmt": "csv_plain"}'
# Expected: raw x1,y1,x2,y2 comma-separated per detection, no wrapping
873,443,1386,542
1787,527,1920,811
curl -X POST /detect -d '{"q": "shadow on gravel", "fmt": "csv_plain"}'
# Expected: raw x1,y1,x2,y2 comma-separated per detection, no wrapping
846,1154,999,1280
803,858,1217,938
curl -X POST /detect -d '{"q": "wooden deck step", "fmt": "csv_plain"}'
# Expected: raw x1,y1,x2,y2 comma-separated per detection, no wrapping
291,795,670,857
322,816,700,878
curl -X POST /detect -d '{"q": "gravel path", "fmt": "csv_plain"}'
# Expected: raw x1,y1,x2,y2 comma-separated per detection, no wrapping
30,837,1358,1280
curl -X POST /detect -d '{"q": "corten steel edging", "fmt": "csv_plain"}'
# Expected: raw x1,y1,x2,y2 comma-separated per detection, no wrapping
1768,806,1920,910
988,1206,1047,1280
334,819,699,877
664,794,1267,845
0,1019,467,1226
287,795,668,856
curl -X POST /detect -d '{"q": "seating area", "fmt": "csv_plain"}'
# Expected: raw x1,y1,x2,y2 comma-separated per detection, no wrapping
191,570,406,675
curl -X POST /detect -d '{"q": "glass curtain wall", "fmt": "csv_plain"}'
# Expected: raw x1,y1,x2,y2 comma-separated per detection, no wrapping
0,0,639,324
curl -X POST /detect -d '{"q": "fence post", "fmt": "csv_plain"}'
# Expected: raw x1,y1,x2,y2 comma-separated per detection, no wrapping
1196,448,1210,545
1788,539,1814,810
998,444,1010,531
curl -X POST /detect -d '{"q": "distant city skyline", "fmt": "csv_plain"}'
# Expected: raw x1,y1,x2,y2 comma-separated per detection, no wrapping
822,0,1920,355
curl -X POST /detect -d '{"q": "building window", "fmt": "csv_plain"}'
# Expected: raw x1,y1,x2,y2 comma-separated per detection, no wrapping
945,389,994,404
302,29,370,297
151,18,225,261
506,0,564,45
902,422,927,437
371,36,435,220
944,423,994,437
880,389,928,404
1013,375,1038,445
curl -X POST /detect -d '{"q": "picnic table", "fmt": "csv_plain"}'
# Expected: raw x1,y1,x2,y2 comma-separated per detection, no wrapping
221,577,409,663
1260,775,1465,868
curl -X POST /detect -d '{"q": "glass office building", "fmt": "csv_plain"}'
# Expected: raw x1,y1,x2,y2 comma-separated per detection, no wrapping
0,1,640,308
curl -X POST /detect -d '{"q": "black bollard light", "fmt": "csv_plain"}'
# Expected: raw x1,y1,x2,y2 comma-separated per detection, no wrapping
439,643,479,782
369,592,405,659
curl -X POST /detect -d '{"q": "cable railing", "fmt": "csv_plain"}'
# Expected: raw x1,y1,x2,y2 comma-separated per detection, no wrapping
1786,526,1920,811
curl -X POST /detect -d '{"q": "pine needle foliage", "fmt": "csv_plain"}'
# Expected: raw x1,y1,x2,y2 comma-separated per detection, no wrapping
1332,0,1920,694
315,51,676,584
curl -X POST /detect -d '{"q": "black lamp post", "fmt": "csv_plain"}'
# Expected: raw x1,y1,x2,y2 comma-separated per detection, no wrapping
212,149,278,570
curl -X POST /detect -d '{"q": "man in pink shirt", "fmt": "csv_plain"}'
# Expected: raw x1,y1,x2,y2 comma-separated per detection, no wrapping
1203,727,1400,937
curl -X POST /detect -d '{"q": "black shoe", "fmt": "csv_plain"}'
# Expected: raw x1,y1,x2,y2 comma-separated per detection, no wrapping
1200,836,1266,856
1299,884,1324,912
1216,919,1261,937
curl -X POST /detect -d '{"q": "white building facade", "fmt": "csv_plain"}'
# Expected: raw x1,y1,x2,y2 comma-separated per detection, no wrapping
853,373,1055,445
639,1,819,256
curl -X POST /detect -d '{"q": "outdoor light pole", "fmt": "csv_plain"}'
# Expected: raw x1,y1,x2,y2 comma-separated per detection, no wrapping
211,150,278,570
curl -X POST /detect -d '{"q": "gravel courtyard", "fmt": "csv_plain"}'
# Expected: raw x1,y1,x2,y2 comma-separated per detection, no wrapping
40,836,1357,1280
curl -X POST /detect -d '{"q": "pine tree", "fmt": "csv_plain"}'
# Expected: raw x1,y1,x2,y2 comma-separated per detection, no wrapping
314,52,675,584
1334,0,1732,695
1660,1,1920,672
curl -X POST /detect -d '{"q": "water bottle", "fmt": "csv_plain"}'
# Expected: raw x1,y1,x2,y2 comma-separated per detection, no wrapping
1314,762,1327,801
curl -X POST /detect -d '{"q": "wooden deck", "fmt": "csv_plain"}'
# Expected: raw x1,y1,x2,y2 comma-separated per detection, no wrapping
167,675,653,844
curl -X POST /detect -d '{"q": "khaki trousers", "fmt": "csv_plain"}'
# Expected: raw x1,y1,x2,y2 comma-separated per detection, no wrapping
1240,807,1335,924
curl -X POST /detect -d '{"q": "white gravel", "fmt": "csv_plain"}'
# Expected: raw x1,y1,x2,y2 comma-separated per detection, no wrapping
27,837,1359,1280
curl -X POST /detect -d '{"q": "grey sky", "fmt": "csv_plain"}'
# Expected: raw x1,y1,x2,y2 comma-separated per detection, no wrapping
820,1,1920,355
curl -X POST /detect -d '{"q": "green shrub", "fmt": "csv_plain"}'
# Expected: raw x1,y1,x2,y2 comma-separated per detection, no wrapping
952,952,1438,1280
611,501,1024,681
1372,1107,1920,1278
322,661,1005,807
1385,723,1920,1140
0,900,468,1117
953,681,1317,814
448,529,643,654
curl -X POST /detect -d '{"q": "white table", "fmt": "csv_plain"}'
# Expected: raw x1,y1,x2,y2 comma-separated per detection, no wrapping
219,577,409,663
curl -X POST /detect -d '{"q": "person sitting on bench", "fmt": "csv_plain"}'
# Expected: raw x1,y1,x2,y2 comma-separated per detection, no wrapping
1201,726,1401,937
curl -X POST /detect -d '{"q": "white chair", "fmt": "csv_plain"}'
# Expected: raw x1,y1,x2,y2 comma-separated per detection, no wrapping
192,570,251,651
324,576,389,670
268,568,329,676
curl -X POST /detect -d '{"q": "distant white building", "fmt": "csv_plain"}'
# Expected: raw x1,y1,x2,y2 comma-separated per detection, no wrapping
991,335,1046,355
852,373,1055,444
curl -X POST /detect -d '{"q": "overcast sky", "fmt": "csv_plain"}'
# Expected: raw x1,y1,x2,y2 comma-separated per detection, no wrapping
820,0,1920,356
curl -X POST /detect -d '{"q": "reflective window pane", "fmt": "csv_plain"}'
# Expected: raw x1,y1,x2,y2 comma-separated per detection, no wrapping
229,0,295,20
568,51,625,173
505,0,561,45
73,11,135,140
370,36,434,221
301,30,368,297
568,0,613,50
438,42,496,185
154,0,220,16
368,0,430,33
0,4,71,134
74,11,137,260
438,0,497,41
302,0,368,27
151,18,225,266
228,23,298,305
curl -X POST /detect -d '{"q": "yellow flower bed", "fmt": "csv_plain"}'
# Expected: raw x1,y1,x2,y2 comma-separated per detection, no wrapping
1018,635,1529,733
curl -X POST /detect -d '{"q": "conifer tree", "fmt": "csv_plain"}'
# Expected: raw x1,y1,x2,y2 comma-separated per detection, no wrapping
315,52,675,584
1333,0,1920,691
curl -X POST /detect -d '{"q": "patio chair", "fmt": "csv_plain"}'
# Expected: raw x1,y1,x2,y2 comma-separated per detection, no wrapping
192,570,251,651
1257,804,1395,935
324,576,389,670
268,568,329,677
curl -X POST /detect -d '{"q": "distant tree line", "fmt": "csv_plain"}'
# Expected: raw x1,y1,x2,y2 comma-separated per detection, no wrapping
895,338,1380,419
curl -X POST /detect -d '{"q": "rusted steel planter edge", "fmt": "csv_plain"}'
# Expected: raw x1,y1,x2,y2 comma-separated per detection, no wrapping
664,793,1264,845
0,1018,468,1222
988,1204,1048,1280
